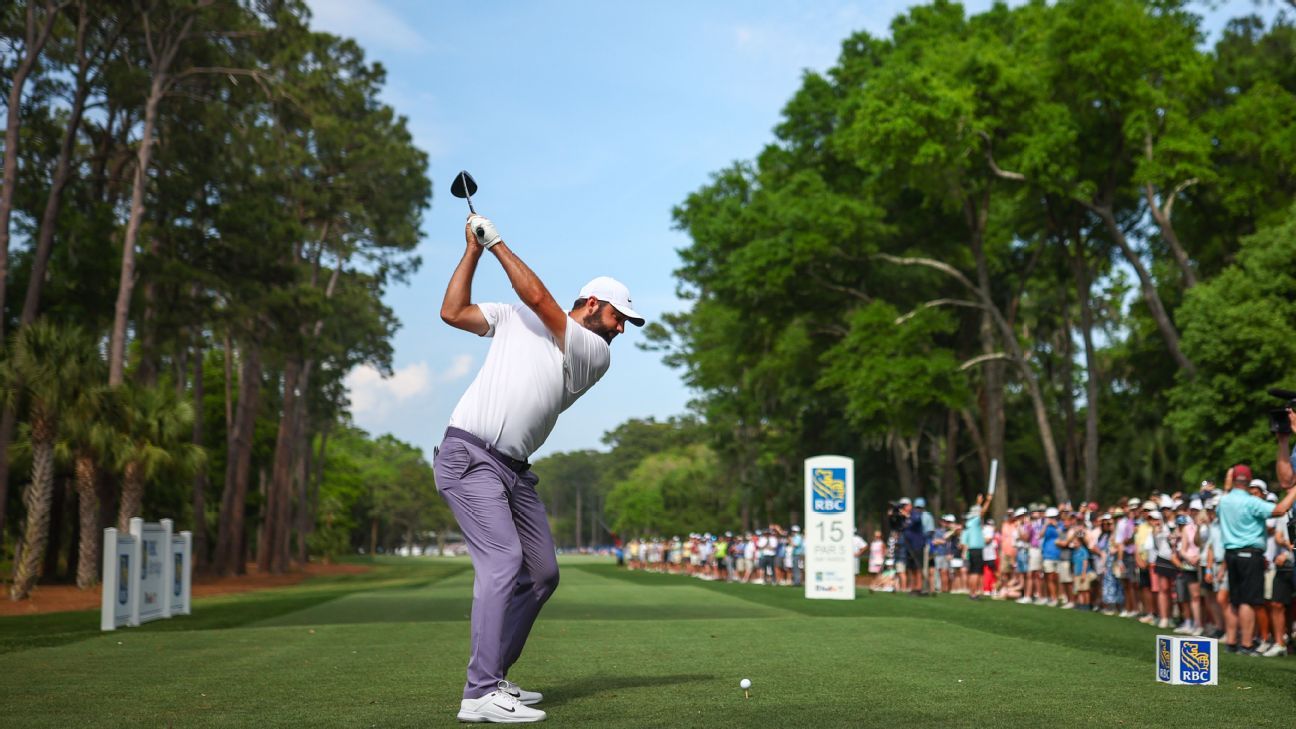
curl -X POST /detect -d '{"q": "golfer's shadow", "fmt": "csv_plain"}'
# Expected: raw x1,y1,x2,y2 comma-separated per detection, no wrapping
540,673,714,708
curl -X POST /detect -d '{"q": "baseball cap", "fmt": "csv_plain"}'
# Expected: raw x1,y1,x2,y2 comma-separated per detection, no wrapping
578,276,644,326
1233,464,1253,483
1012,507,1027,517
1045,507,1059,518
914,497,927,508
898,497,912,506
1188,498,1203,511
791,525,801,532
942,514,956,523
1128,498,1142,509
1147,511,1162,520
1249,478,1269,494
1266,492,1278,503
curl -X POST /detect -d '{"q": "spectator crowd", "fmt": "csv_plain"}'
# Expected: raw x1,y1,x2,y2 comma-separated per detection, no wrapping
621,411,1296,658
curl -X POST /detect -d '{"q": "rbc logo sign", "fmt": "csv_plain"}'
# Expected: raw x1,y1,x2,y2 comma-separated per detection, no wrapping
812,468,846,513
1179,640,1211,684
1157,638,1171,682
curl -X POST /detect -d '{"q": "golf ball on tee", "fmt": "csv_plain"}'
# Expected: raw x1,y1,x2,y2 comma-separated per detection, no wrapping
739,679,752,689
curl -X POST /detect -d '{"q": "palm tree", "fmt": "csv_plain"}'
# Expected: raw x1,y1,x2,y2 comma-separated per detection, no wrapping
0,322,102,600
114,384,205,532
61,386,121,589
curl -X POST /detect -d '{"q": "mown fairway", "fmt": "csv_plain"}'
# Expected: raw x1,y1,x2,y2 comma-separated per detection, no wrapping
3,556,1294,728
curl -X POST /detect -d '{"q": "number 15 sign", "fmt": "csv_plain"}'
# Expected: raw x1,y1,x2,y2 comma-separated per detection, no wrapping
804,455,855,600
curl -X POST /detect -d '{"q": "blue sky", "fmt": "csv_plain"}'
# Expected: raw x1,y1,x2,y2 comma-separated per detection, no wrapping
307,0,1273,461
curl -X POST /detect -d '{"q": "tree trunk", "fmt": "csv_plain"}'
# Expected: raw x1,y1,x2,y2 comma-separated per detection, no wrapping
117,461,144,532
214,340,261,576
262,361,300,574
966,194,1067,506
294,408,311,564
0,0,62,346
192,344,208,570
11,424,56,600
21,5,94,328
1058,314,1080,496
1072,239,1102,502
108,77,163,386
1144,183,1198,289
42,476,67,579
0,407,16,552
75,455,101,589
1093,205,1195,378
108,9,197,385
890,434,917,498
941,410,960,514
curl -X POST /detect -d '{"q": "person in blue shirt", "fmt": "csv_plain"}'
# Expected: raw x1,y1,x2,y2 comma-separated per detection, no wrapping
1040,507,1062,606
1217,410,1296,654
963,490,993,599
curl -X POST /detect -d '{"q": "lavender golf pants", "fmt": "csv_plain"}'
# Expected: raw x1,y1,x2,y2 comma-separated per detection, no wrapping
433,432,559,700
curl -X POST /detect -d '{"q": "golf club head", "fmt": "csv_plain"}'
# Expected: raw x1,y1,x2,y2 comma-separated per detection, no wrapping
450,170,478,199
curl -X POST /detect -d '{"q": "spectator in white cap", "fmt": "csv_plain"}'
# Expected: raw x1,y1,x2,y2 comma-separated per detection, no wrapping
1040,507,1062,605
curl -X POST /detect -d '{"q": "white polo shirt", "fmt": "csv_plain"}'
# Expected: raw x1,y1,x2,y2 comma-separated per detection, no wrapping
448,303,610,460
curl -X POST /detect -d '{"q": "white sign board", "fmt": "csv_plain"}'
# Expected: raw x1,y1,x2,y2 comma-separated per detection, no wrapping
1156,635,1218,685
804,455,855,600
170,531,193,615
130,518,173,623
100,528,140,631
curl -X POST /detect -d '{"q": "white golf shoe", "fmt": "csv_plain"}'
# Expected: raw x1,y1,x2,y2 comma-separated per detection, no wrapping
457,685,546,723
500,679,543,706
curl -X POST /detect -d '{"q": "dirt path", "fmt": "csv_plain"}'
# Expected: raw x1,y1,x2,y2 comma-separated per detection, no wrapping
0,562,371,617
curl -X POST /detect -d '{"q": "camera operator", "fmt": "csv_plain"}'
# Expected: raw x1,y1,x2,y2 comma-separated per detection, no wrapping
1218,409,1296,655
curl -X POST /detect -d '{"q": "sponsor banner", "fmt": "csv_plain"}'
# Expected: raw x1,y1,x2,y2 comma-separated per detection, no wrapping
100,528,140,631
171,531,193,616
1155,635,1217,686
131,518,173,623
804,455,855,600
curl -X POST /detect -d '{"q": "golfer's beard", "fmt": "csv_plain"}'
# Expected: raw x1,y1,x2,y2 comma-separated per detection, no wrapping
581,310,616,343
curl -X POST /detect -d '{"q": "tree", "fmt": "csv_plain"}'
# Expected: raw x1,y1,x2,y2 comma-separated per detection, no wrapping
1167,206,1296,480
0,322,100,599
113,382,203,530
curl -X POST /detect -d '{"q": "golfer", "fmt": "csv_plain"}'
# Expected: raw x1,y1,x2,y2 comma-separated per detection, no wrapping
434,213,643,723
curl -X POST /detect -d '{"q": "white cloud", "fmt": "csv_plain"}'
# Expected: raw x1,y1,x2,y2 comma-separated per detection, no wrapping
344,355,475,418
438,354,474,383
306,0,428,54
345,361,431,416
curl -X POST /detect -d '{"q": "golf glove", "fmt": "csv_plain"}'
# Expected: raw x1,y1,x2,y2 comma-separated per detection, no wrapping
469,214,502,249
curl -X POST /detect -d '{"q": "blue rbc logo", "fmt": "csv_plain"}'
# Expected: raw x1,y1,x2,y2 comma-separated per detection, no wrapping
812,468,846,513
1179,640,1211,684
1157,638,1172,682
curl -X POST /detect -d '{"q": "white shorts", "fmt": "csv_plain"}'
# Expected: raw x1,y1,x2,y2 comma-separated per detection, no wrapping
1029,548,1043,572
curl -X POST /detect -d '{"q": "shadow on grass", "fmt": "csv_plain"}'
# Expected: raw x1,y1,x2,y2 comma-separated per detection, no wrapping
578,564,1296,691
540,673,715,709
0,560,470,655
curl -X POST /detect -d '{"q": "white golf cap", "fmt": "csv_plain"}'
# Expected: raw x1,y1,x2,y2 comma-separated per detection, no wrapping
1189,498,1203,511
578,276,644,326
1249,478,1269,493
1045,507,1059,518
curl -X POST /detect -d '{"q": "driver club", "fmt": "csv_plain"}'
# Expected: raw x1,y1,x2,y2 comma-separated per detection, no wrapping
450,170,486,239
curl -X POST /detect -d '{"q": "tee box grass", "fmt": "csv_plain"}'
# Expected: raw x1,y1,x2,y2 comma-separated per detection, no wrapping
2,556,1293,728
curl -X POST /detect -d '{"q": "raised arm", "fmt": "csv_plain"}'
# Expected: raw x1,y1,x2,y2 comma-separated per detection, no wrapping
470,215,568,345
1278,410,1296,491
439,221,490,335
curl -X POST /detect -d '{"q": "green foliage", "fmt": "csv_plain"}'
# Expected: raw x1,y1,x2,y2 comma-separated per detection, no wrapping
1167,206,1296,481
605,443,729,537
